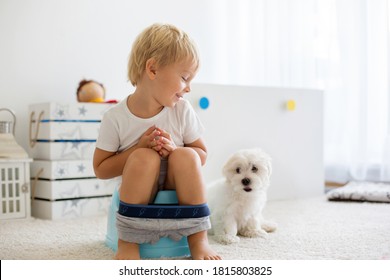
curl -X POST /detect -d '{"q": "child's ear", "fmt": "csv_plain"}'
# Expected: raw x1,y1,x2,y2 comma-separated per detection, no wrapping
145,58,157,80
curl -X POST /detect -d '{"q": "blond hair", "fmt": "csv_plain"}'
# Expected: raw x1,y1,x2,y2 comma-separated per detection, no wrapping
127,23,199,86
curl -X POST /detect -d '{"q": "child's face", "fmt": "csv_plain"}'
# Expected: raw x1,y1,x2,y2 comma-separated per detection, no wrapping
152,58,198,108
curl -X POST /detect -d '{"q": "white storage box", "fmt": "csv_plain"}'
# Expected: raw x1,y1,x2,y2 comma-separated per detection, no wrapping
30,141,95,160
28,102,114,161
31,160,95,180
29,102,113,121
31,121,101,140
31,196,112,220
32,178,117,200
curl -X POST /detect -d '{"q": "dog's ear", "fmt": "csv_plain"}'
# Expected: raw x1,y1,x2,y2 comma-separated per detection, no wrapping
254,149,272,177
262,153,272,177
222,160,231,180
222,155,236,181
265,159,272,177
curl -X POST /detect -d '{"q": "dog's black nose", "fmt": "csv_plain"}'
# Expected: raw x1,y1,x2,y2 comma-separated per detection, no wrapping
241,178,251,186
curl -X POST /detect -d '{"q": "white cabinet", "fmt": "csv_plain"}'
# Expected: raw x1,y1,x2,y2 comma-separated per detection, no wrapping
190,84,324,200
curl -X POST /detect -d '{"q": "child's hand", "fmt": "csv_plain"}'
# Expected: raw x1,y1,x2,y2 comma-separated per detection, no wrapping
151,128,177,158
137,126,160,149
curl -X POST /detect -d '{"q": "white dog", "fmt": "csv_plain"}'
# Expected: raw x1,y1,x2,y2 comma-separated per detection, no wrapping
207,148,277,244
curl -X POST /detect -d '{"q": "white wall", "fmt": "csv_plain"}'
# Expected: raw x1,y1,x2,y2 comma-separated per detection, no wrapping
190,84,324,200
0,0,222,151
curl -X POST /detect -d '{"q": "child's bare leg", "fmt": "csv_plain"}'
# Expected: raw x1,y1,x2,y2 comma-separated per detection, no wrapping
115,148,160,260
166,148,221,260
115,240,140,260
119,148,160,204
187,230,220,260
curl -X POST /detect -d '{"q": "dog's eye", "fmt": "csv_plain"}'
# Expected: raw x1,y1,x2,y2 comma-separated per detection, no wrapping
252,165,258,173
236,167,241,174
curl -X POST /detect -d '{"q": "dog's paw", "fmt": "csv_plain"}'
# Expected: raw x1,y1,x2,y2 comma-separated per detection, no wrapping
214,234,240,244
261,221,277,232
239,228,268,238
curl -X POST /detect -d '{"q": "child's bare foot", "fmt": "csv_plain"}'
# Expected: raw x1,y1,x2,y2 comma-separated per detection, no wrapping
114,239,141,260
188,231,222,260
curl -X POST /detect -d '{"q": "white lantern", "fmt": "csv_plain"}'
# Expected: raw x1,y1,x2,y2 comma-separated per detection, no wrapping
0,108,32,219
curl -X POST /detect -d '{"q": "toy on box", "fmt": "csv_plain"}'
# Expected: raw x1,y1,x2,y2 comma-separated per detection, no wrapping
76,79,118,103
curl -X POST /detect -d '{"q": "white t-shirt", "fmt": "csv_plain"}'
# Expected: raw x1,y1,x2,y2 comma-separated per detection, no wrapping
96,96,205,153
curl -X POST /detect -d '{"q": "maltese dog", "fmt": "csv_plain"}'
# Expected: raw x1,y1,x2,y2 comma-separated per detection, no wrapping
206,148,277,244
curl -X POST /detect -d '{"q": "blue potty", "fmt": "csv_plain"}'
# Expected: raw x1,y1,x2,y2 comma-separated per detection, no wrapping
105,189,190,259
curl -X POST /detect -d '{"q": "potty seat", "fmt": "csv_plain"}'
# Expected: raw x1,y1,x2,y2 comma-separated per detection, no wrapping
105,189,190,259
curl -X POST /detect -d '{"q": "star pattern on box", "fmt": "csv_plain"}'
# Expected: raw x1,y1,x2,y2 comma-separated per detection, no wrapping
77,163,86,173
58,127,93,159
54,104,70,119
55,162,69,178
53,162,92,180
62,198,88,217
61,142,89,159
61,187,88,218
78,106,87,116
59,182,83,199
61,142,91,159
58,126,83,140
72,142,81,149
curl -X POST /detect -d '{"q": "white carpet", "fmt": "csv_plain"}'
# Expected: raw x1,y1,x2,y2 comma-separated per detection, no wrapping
1,196,390,260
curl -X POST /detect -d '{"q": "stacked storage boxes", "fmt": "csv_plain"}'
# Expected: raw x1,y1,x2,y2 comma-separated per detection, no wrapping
28,102,117,219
